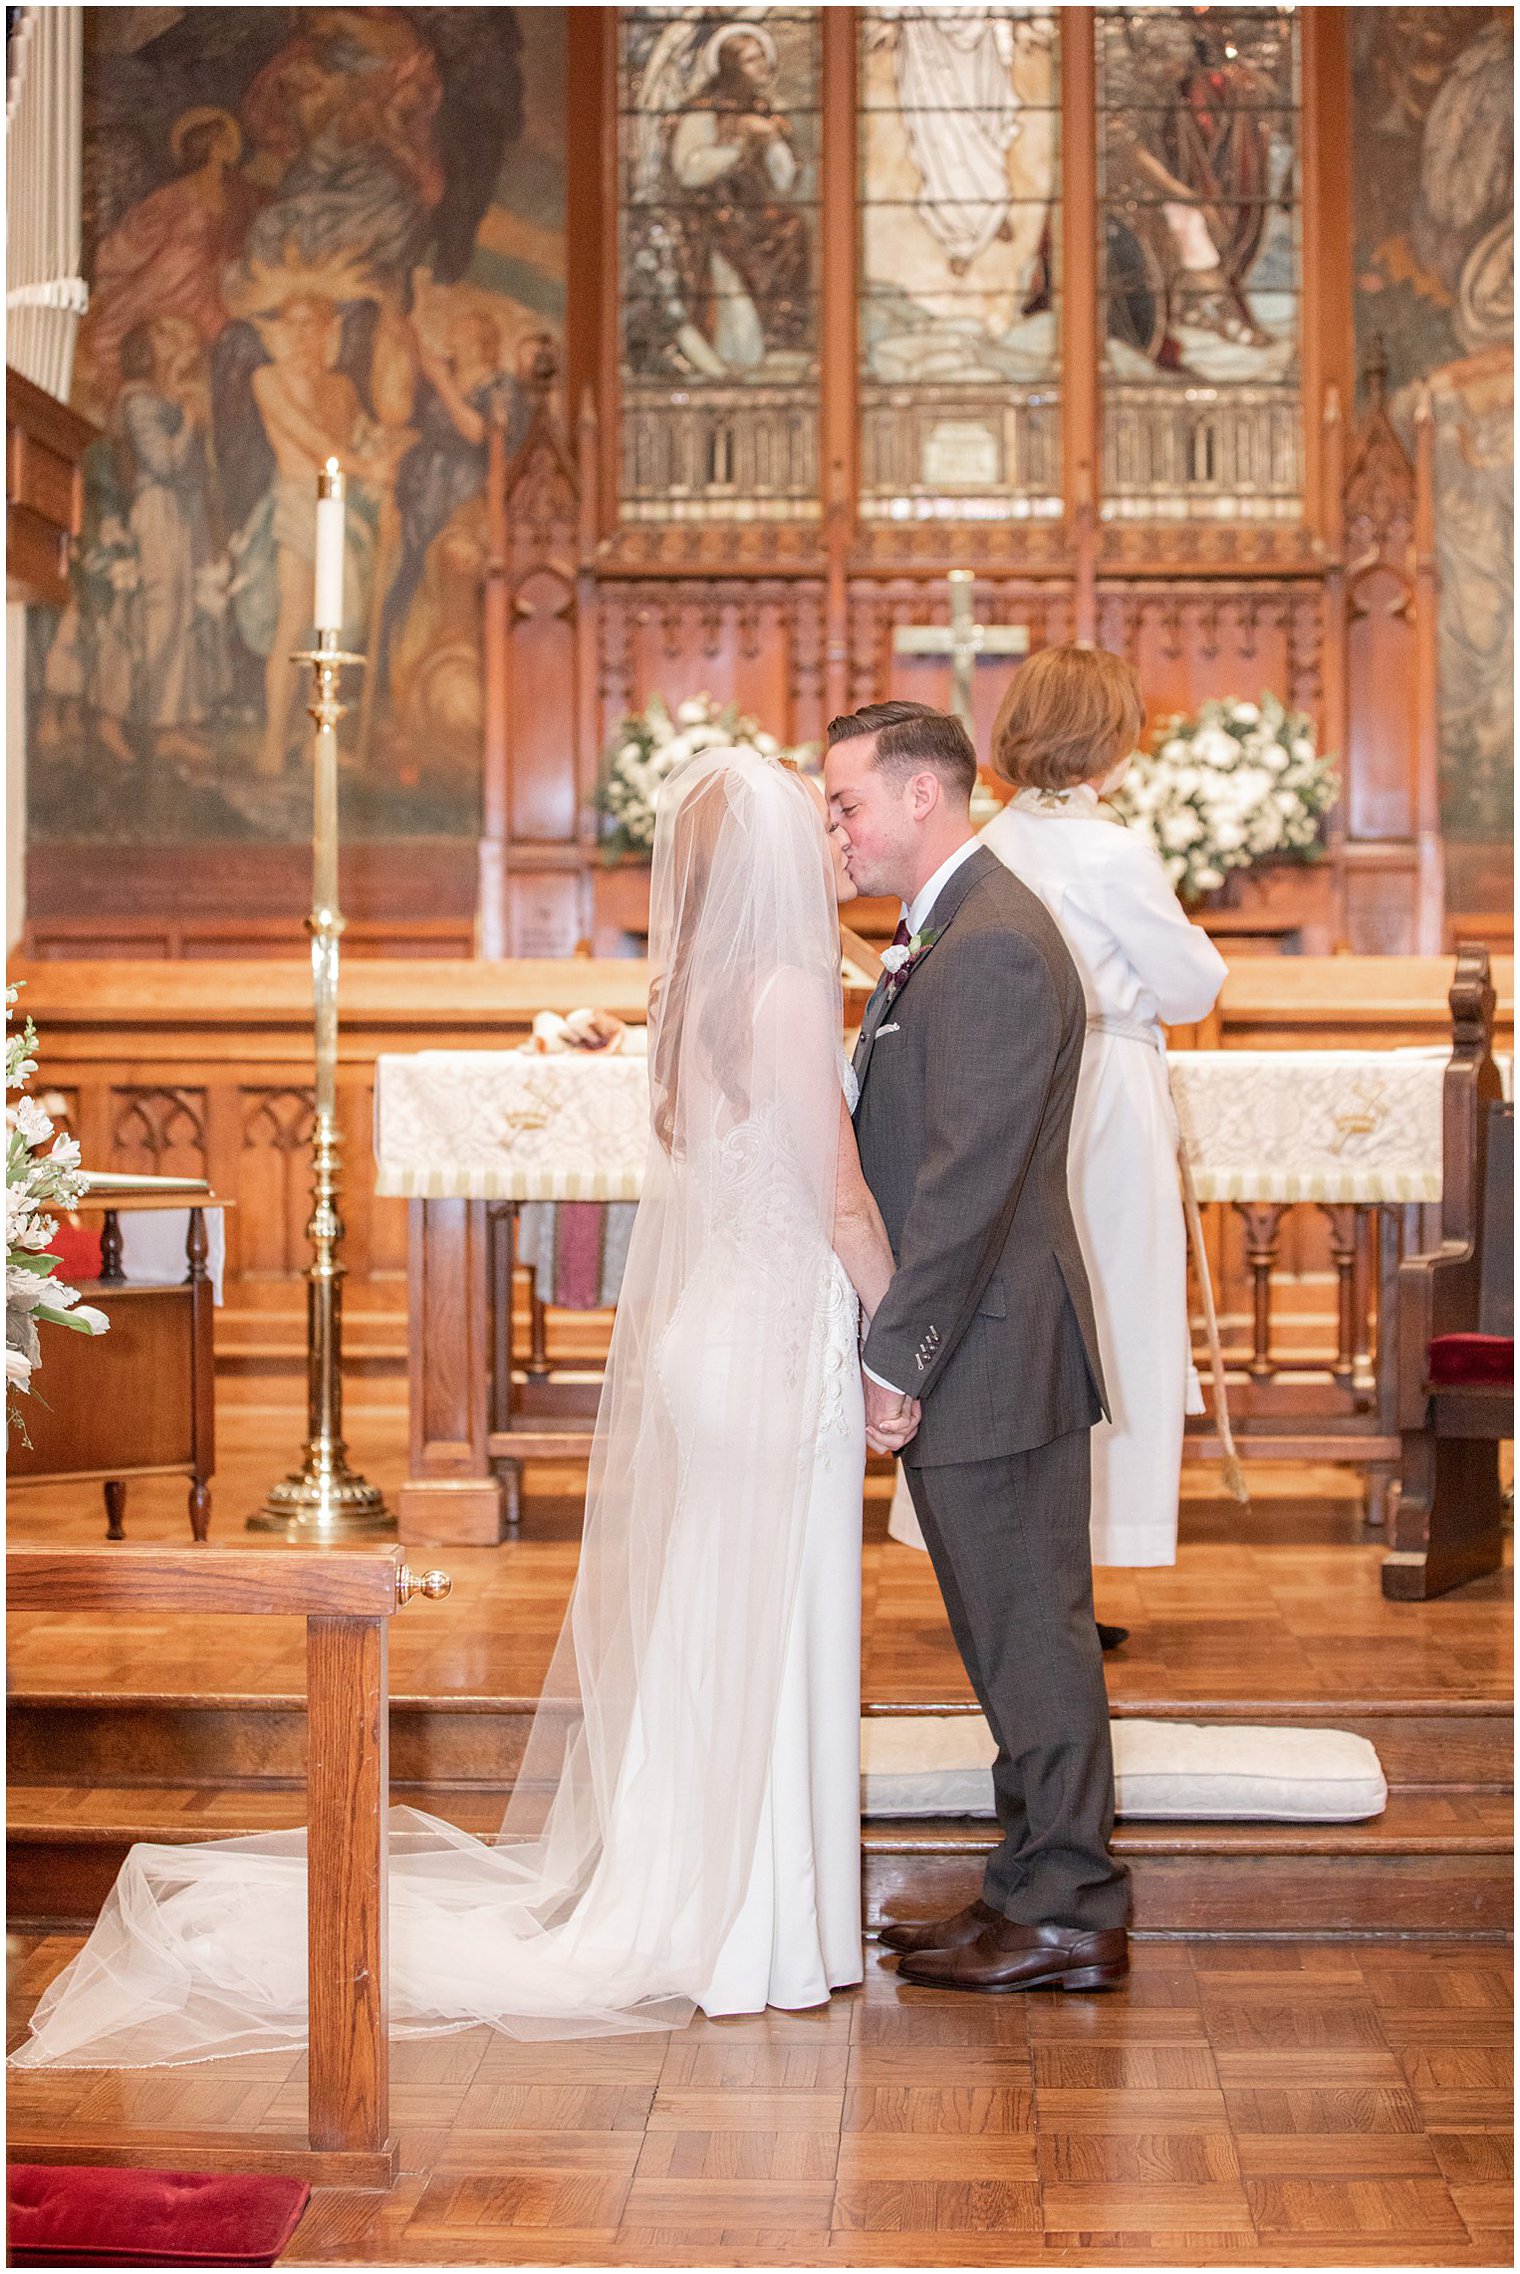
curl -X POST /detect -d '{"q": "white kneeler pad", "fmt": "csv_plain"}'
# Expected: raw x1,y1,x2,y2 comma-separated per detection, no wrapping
862,1715,1388,1823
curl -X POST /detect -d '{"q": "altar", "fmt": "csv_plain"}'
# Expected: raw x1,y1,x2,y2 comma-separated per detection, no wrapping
379,1031,1511,1542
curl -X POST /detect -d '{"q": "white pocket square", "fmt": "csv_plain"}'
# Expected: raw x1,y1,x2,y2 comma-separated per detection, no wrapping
875,1023,901,1036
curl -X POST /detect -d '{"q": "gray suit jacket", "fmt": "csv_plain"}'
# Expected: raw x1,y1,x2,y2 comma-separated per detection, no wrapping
853,845,1108,1465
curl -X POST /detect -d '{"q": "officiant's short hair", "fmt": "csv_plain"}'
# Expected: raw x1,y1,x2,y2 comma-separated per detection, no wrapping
825,701,976,801
991,644,1144,793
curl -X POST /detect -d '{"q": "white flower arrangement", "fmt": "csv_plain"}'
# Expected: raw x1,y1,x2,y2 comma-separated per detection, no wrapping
7,986,108,1429
1111,694,1339,902
596,693,817,857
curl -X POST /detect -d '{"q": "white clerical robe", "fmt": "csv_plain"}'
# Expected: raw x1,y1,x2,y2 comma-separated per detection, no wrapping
888,784,1227,1567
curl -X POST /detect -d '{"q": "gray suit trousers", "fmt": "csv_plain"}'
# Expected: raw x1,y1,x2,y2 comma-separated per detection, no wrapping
903,1430,1131,1933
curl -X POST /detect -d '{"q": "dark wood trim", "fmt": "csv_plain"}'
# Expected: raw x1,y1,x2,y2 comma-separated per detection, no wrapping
1300,10,1354,546
564,9,611,452
594,8,621,542
1060,6,1098,640
820,5,858,720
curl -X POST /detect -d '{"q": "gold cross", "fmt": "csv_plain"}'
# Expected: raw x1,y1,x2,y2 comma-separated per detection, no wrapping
891,571,1029,731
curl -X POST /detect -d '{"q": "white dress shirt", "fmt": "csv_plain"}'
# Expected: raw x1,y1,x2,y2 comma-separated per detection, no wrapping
863,835,981,1400
900,836,981,941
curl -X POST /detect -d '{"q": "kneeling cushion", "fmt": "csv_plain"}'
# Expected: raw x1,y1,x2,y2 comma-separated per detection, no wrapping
862,1717,1388,1823
7,2165,310,2268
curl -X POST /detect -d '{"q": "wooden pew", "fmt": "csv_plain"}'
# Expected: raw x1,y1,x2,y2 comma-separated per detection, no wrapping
6,1544,450,2190
1383,948,1514,1601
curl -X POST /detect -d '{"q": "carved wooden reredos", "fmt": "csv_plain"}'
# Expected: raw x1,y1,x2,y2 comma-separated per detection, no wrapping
19,7,1460,967
466,10,1443,964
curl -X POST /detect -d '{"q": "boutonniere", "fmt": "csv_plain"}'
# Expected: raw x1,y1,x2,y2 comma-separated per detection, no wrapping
880,925,942,994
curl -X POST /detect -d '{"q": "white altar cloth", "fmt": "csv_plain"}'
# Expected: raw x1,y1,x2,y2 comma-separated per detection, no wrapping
375,1046,1507,1208
374,1052,651,1201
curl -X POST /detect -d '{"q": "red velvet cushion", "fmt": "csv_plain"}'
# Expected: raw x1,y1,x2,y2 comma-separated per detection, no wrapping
7,2165,310,2268
1427,1333,1515,1389
45,1220,102,1281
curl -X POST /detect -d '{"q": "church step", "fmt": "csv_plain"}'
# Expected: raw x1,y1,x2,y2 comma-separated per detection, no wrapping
8,1785,1511,1939
6,1693,541,1792
864,1796,1515,1940
9,1691,1510,1795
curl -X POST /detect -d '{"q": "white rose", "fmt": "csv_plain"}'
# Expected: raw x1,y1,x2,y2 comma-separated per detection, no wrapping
676,698,708,726
1194,866,1225,891
880,944,910,975
1274,790,1299,815
1196,727,1238,767
1213,818,1246,852
1260,743,1289,773
754,732,779,755
1230,701,1259,725
1160,810,1203,851
1161,738,1189,762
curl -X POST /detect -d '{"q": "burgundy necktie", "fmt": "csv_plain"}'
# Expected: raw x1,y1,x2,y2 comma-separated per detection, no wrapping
890,918,912,950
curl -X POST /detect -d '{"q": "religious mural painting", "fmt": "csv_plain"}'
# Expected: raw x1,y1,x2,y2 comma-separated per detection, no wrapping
858,6,1060,522
28,4,566,847
1096,6,1303,520
1351,7,1513,863
618,6,821,522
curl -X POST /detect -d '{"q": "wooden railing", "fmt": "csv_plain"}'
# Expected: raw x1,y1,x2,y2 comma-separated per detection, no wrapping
6,1544,450,2190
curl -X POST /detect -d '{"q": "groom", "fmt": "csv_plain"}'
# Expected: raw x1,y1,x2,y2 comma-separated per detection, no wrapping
826,700,1131,1993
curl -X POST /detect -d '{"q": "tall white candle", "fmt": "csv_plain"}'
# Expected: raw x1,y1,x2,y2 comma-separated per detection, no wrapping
314,457,346,634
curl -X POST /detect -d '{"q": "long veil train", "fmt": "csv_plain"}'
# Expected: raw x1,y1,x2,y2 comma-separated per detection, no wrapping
14,748,846,2064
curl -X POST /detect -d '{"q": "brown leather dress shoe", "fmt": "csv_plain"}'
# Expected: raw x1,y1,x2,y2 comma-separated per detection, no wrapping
876,1897,1005,1957
897,1919,1129,1993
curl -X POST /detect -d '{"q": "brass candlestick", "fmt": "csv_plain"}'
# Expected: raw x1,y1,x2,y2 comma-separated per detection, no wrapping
250,625,394,1538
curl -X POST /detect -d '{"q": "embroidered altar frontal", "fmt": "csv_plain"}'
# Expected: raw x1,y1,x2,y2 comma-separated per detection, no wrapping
375,1046,1511,1207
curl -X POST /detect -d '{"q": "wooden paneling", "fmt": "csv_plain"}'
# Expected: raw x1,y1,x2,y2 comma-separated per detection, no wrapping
23,843,478,961
10,953,1512,1377
6,367,95,608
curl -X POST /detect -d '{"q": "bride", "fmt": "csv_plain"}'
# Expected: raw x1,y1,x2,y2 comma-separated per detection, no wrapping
14,746,906,2065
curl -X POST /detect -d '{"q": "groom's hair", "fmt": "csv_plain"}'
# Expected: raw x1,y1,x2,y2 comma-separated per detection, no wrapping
825,701,976,803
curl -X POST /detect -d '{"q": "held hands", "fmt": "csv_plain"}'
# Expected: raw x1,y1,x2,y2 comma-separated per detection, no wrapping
864,1375,921,1456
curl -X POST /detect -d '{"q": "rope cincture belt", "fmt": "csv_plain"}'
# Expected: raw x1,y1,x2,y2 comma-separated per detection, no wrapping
1084,1015,1249,1506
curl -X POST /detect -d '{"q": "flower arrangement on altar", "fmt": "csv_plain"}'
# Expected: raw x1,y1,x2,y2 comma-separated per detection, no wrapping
6,987,108,1430
596,694,817,858
1110,694,1339,904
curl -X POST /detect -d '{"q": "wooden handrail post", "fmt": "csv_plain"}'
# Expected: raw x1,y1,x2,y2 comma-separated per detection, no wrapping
307,1612,389,2159
6,1544,449,2190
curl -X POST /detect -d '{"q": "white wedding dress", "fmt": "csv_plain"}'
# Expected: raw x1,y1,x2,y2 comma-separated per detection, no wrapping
697,1201,864,2014
14,749,865,2069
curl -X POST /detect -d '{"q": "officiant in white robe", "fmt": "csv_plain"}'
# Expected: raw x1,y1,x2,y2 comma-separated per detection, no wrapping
889,647,1226,1569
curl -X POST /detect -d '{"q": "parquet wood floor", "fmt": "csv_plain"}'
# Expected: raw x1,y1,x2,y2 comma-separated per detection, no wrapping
8,1389,1513,2263
7,1932,1511,2266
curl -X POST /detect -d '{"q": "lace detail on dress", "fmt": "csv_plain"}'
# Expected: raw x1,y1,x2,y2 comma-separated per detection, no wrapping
814,1259,859,1466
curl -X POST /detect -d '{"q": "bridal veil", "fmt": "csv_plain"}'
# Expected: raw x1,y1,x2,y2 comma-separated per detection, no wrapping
15,748,846,2063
